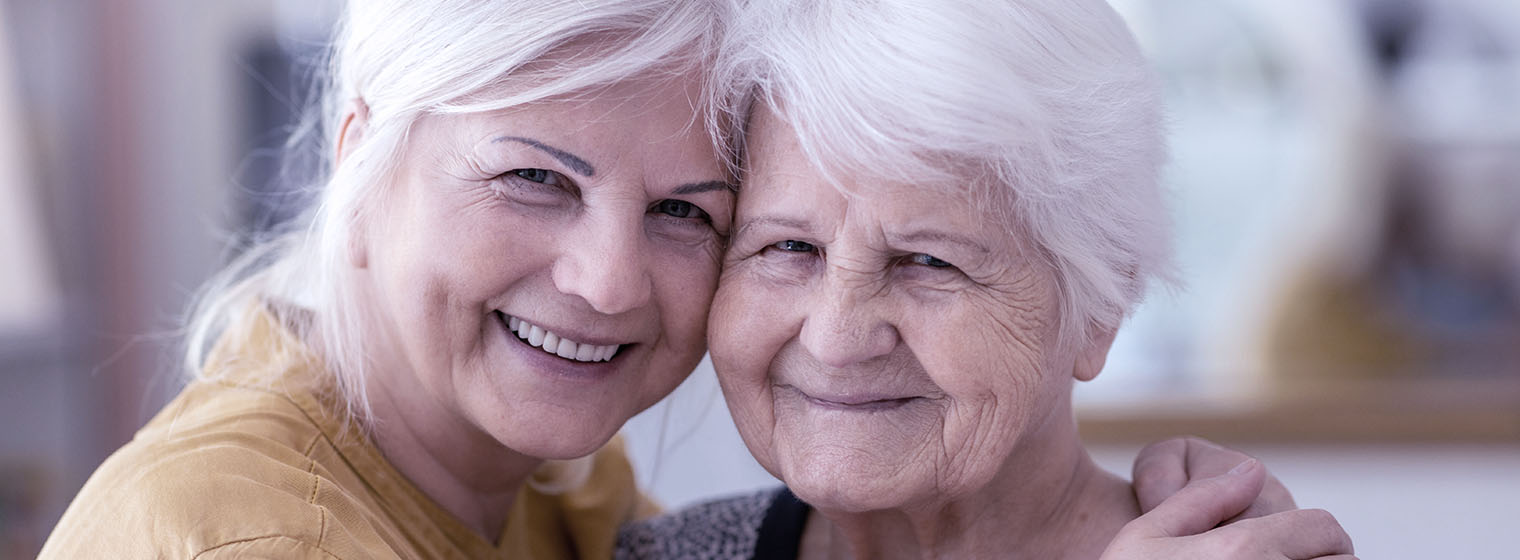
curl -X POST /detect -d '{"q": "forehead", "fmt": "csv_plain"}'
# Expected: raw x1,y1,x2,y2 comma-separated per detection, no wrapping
417,74,720,164
741,108,1009,230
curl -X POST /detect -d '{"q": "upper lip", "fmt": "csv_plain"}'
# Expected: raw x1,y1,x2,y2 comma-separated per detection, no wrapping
497,311,636,347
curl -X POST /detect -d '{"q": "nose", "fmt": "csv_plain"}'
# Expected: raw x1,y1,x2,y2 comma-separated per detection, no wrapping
798,272,898,368
551,212,653,315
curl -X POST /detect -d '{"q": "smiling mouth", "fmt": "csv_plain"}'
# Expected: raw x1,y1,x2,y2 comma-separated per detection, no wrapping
499,312,623,363
785,386,921,411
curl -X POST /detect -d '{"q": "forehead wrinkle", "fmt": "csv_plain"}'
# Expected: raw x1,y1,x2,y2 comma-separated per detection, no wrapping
836,193,894,248
734,214,812,241
886,230,991,256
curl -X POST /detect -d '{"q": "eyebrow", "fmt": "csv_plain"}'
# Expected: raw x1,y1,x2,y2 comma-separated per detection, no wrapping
672,180,738,195
492,136,595,177
889,230,990,255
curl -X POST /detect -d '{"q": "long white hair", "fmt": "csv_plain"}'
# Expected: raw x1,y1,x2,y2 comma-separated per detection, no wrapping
185,0,731,427
715,0,1172,347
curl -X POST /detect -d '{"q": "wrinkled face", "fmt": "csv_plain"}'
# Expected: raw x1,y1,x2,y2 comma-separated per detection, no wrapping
357,75,732,460
710,109,1082,512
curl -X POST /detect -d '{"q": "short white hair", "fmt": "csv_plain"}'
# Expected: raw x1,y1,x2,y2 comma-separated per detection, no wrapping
716,0,1172,346
186,0,730,425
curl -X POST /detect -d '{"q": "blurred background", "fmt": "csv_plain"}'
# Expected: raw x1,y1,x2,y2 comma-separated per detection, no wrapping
0,0,1516,558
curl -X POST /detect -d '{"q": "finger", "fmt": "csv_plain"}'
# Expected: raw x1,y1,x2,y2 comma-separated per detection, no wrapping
1227,471,1297,522
1129,458,1267,538
1217,509,1354,559
1131,437,1192,512
1179,437,1250,479
1133,436,1299,522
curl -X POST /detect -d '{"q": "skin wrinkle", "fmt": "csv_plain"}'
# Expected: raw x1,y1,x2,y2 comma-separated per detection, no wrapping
712,107,1139,559
923,261,1052,510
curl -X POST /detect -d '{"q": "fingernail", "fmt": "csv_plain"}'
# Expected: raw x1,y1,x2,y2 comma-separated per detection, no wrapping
1228,458,1258,475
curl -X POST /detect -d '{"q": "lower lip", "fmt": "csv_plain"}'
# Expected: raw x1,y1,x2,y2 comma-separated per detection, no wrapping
496,312,623,382
785,386,920,412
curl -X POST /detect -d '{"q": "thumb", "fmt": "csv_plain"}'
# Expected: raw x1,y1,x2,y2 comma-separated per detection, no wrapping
1129,459,1267,538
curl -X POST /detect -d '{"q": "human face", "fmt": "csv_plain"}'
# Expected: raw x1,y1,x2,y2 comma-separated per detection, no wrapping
356,75,732,461
710,109,1083,512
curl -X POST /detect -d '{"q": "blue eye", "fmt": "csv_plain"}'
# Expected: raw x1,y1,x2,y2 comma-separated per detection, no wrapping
652,199,711,222
909,253,953,268
512,168,562,185
773,240,816,253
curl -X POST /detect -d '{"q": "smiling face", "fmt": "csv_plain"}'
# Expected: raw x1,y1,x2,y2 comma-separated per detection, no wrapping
710,108,1097,512
354,75,732,461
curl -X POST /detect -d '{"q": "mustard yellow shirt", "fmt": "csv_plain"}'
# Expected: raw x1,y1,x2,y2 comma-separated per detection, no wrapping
40,307,654,559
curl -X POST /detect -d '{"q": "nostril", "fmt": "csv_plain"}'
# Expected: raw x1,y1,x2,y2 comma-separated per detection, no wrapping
550,223,655,314
554,262,652,315
799,310,897,369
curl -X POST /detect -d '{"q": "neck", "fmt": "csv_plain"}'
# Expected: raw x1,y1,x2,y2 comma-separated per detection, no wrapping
364,363,542,541
806,407,1138,560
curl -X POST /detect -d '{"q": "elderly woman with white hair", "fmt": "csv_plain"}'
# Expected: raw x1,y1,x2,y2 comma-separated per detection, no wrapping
41,0,1316,558
619,1,1356,559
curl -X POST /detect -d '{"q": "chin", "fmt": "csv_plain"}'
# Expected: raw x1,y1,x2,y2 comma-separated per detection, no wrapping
487,407,622,461
505,433,612,461
790,480,918,514
780,453,923,513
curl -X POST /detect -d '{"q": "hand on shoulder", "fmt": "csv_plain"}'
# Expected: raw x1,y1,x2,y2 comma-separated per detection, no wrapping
1105,437,1356,560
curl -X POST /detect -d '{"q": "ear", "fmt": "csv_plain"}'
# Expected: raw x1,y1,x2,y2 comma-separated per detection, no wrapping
336,97,370,166
337,98,371,270
1073,326,1119,382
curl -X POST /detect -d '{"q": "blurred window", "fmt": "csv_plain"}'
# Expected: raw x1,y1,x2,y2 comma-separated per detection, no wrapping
0,7,59,335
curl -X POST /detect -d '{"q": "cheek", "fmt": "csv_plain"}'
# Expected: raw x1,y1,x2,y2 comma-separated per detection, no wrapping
658,242,722,337
644,245,723,388
908,303,1057,471
912,318,1024,422
709,270,796,453
709,271,791,385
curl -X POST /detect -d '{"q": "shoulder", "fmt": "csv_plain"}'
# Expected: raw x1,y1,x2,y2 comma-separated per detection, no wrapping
615,487,786,560
40,382,379,559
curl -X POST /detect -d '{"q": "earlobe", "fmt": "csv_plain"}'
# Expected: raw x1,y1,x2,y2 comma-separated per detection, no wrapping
1073,326,1118,382
347,218,369,269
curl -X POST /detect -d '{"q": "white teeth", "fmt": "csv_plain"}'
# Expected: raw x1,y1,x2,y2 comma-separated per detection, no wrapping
505,315,620,363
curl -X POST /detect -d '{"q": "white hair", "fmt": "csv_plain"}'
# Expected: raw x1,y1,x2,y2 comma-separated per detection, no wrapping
716,0,1173,346
185,0,730,429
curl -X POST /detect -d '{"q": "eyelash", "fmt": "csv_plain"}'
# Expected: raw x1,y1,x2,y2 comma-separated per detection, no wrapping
906,253,954,268
511,168,561,185
649,199,713,225
500,169,714,226
497,167,575,198
762,240,955,270
771,239,817,254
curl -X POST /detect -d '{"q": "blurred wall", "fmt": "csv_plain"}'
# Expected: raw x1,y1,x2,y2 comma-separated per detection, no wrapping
0,1,333,555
